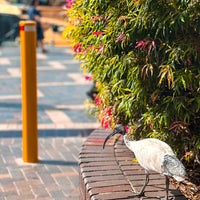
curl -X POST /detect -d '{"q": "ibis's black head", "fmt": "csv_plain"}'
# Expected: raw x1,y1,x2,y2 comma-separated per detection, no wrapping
103,124,126,149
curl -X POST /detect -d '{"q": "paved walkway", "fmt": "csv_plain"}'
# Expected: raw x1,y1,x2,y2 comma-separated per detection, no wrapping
0,44,99,200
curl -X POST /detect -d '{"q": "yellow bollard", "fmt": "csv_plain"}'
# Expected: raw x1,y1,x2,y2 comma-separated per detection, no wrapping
19,21,38,163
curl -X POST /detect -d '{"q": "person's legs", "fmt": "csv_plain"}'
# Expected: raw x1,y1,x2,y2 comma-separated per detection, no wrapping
37,40,47,53
37,25,47,53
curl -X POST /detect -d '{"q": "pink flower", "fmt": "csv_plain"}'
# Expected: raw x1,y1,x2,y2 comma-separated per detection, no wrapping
115,33,125,43
93,31,103,36
73,42,82,53
91,16,100,22
101,117,110,129
107,107,112,116
124,126,130,133
100,107,113,129
135,40,147,50
66,0,74,9
91,15,106,22
85,75,93,81
95,97,101,106
96,44,104,53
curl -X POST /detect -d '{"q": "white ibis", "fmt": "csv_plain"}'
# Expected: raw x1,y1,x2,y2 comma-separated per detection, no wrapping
103,124,186,200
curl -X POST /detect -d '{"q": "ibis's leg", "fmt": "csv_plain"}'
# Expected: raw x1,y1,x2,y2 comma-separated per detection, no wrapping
138,170,149,195
165,176,169,200
129,170,149,196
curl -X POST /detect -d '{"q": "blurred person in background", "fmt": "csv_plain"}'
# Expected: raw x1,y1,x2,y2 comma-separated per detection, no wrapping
27,0,47,53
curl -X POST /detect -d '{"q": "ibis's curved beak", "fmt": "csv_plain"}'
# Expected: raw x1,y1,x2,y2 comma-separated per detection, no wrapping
103,129,118,149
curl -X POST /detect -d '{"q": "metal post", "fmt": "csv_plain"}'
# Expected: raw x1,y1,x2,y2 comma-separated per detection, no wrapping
19,21,38,163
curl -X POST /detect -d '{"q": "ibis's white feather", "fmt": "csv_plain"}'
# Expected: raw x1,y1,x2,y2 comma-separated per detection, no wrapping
124,136,186,181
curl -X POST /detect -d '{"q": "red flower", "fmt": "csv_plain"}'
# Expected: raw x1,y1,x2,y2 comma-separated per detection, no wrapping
96,44,104,53
95,97,101,106
107,107,112,116
91,16,100,22
115,33,125,43
85,75,93,81
101,117,110,129
91,15,106,22
93,31,103,36
73,42,82,53
100,107,113,129
65,0,74,9
135,40,147,50
124,126,130,133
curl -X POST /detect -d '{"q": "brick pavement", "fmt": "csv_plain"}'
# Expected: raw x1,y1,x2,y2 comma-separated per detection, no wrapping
0,44,99,200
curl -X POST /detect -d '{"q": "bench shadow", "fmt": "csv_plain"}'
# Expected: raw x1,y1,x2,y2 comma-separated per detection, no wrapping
39,159,78,166
0,128,93,138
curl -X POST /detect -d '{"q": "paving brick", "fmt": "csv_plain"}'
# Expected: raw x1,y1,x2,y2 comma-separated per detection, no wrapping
82,169,123,178
91,191,137,200
81,165,120,173
1,181,14,191
87,179,129,189
49,190,67,199
85,174,125,183
80,157,116,163
90,185,131,195
80,161,117,167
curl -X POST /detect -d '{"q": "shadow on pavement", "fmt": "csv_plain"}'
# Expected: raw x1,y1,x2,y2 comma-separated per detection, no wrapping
0,128,93,138
39,159,78,166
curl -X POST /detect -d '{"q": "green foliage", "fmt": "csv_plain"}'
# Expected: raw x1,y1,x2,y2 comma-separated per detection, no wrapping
64,0,200,162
